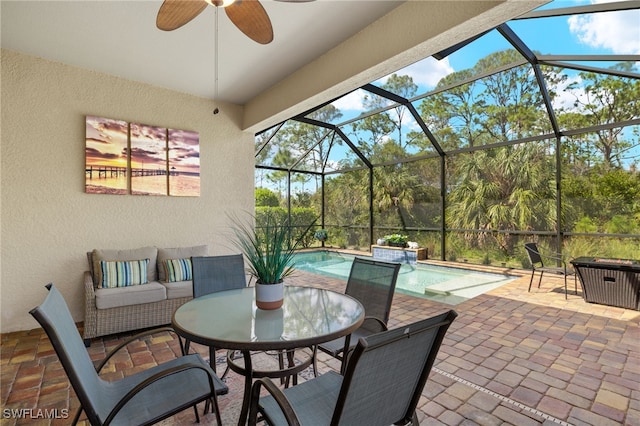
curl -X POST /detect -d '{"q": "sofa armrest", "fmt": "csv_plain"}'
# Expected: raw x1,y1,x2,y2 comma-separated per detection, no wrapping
83,271,98,344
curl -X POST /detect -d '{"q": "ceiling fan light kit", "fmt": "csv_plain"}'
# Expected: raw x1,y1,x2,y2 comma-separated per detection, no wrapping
206,0,236,6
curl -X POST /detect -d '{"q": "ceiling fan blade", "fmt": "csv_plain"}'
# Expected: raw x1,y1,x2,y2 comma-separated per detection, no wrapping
225,0,273,45
157,0,208,31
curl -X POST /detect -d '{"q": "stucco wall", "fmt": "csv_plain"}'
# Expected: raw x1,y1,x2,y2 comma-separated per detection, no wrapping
0,49,255,333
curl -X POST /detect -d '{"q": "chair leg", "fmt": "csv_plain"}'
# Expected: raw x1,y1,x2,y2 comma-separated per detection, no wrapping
537,271,544,289
564,274,568,299
574,274,578,295
71,407,83,425
339,334,353,375
311,345,318,377
209,346,217,373
220,363,231,380
277,350,286,386
193,405,200,423
287,350,298,387
211,394,223,426
528,271,535,292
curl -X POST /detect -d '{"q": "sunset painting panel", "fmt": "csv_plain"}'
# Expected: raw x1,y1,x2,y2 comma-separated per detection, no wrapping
168,129,200,197
130,123,168,196
85,116,129,194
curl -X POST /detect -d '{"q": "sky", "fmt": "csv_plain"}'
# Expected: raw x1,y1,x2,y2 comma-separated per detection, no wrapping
258,0,639,189
86,117,200,174
85,116,128,168
333,0,639,113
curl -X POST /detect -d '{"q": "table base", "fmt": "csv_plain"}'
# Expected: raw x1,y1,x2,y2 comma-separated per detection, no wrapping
226,348,314,425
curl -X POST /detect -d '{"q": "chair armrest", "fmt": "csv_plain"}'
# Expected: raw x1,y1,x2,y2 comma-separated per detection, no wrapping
362,316,388,332
84,271,96,295
104,359,216,425
84,271,96,309
95,327,181,373
535,249,570,268
83,271,97,342
249,377,301,426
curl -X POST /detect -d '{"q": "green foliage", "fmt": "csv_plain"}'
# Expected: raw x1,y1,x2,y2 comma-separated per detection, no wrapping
566,235,640,259
255,48,639,261
255,188,280,207
230,211,315,284
383,234,408,245
605,215,638,234
574,216,598,233
291,207,320,248
255,206,319,249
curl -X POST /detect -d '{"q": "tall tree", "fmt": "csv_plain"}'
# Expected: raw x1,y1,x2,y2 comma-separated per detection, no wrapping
422,50,559,251
561,64,640,169
280,105,343,192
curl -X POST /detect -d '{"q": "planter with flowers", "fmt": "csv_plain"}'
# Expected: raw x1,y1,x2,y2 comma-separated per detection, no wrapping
314,229,328,243
383,234,409,248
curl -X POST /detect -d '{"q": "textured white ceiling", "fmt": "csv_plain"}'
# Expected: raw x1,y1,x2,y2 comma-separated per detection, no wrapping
1,0,402,104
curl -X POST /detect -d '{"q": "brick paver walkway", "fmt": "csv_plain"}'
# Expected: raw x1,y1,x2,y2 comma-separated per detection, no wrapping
1,261,638,425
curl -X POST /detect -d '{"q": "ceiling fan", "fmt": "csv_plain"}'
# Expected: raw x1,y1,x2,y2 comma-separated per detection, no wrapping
156,0,314,45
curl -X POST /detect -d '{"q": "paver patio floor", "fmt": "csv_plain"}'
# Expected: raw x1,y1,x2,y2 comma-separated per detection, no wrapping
2,260,639,425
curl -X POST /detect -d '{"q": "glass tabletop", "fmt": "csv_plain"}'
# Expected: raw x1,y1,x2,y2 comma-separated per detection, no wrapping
172,286,365,351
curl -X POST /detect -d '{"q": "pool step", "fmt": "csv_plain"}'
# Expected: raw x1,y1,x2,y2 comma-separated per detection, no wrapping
424,288,452,297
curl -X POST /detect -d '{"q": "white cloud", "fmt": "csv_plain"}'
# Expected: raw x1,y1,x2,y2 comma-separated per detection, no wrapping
568,2,640,54
334,57,454,112
400,57,455,89
552,74,587,112
375,56,454,90
332,90,367,111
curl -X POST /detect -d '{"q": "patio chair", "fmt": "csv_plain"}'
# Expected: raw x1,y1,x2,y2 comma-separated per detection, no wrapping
248,310,458,426
186,254,247,372
524,242,577,299
315,257,401,374
30,283,226,426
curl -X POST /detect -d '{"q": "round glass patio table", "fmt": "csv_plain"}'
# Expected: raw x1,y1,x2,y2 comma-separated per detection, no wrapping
172,285,365,425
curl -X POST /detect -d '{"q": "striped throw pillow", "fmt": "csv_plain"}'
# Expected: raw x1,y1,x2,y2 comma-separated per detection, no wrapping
100,259,149,288
163,258,193,282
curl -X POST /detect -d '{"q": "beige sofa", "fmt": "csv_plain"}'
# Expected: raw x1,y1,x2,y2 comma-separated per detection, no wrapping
83,245,209,346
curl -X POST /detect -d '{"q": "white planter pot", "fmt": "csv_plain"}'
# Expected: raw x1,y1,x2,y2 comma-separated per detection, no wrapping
255,281,284,310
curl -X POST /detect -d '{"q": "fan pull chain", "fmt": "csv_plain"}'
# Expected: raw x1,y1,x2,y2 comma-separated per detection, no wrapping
213,7,220,115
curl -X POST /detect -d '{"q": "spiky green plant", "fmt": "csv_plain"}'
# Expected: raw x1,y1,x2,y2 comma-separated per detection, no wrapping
230,212,315,284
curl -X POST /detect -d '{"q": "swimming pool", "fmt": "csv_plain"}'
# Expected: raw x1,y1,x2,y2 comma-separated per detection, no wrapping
292,251,516,305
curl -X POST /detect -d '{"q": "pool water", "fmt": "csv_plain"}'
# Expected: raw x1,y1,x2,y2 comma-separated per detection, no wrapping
292,251,516,305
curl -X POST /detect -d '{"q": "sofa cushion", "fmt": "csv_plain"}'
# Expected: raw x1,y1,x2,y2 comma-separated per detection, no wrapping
161,280,193,299
157,245,209,282
100,259,149,288
162,258,193,282
95,281,167,309
91,247,158,286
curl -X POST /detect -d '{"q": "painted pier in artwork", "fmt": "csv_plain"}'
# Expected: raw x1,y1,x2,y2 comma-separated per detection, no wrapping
86,166,176,179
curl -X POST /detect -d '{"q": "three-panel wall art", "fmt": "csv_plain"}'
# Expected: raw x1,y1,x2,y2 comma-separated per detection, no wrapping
85,115,200,196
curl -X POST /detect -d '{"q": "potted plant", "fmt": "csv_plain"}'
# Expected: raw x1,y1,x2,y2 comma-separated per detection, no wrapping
230,212,314,309
384,233,409,248
314,229,328,243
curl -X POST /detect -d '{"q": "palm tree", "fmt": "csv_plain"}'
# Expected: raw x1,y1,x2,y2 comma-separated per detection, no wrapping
447,143,557,254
